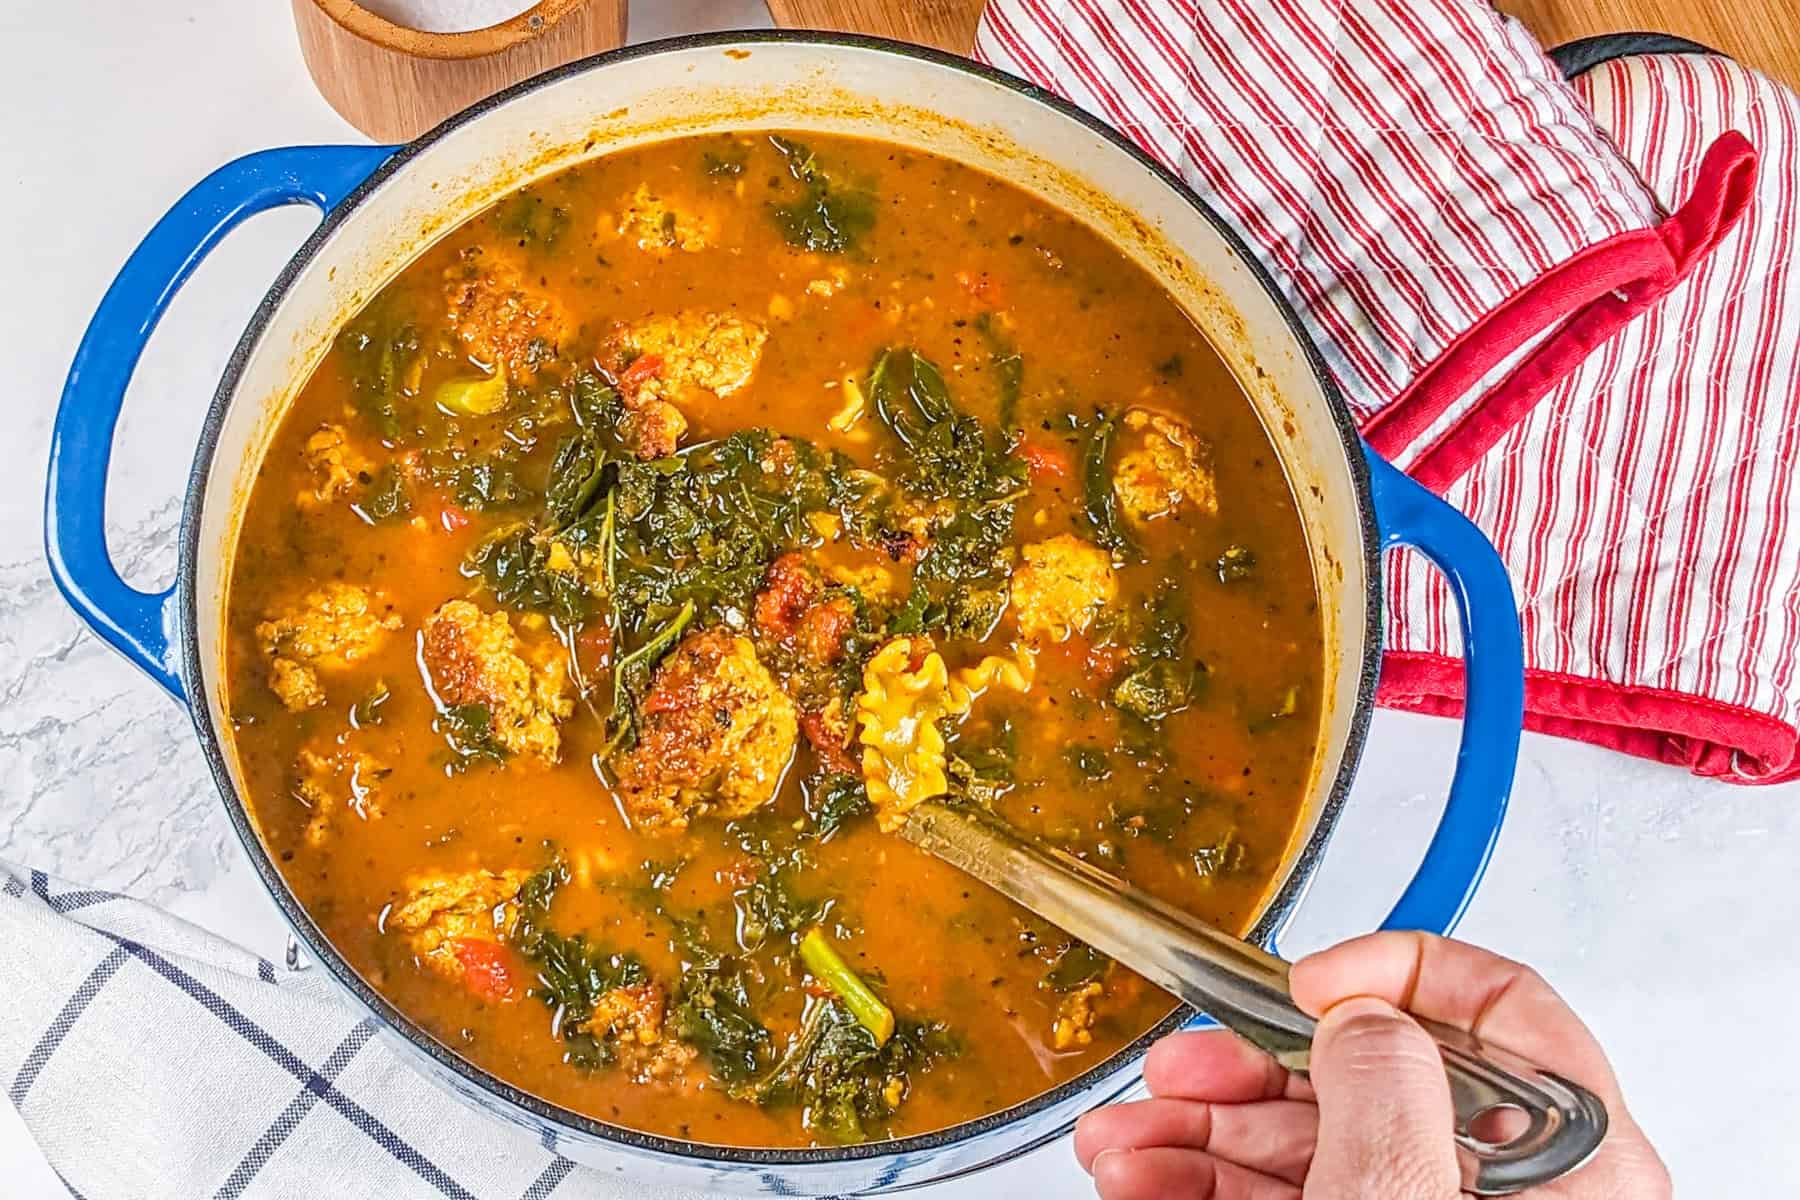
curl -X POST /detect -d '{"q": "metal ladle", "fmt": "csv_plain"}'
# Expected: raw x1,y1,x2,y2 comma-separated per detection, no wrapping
900,801,1609,1196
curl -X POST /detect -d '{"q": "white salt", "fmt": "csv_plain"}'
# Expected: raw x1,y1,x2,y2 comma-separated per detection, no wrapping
357,0,540,34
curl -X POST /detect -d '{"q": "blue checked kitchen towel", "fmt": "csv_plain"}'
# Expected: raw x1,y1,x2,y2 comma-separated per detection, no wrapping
0,862,708,1200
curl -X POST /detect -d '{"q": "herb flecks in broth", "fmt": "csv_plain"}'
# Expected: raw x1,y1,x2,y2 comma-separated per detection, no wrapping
226,131,1324,1148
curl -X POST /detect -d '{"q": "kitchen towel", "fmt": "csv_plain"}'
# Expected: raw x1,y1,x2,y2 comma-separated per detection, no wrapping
0,862,694,1200
977,1,1800,780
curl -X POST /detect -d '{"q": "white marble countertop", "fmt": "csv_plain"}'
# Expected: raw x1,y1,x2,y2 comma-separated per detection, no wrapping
2,1,1795,1195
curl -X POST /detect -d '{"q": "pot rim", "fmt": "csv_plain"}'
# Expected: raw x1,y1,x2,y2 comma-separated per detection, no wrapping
177,28,1382,1171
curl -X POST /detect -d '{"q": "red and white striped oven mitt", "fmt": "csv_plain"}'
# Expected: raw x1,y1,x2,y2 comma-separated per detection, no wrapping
976,1,1800,781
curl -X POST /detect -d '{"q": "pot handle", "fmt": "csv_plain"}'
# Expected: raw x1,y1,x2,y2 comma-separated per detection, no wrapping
1360,446,1524,937
1247,445,1523,971
44,145,399,703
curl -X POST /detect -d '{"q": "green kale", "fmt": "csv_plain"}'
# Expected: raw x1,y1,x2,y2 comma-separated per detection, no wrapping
541,432,609,534
734,868,828,953
437,703,508,771
356,463,412,524
439,451,532,512
512,862,650,1068
974,312,1025,436
1108,788,1191,841
703,149,746,177
945,719,1017,810
566,371,626,432
608,431,846,634
886,586,937,636
350,681,390,728
1081,409,1136,558
336,304,419,441
868,348,955,451
674,962,771,1084
465,524,594,626
1109,582,1203,722
1065,744,1111,780
767,135,876,254
736,999,956,1143
495,192,571,247
864,348,1026,640
1044,941,1112,992
1216,544,1257,583
1191,831,1248,879
805,773,872,840
1110,659,1197,722
598,600,695,762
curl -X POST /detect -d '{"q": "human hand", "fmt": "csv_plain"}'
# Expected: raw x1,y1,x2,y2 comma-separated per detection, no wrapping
1073,932,1670,1198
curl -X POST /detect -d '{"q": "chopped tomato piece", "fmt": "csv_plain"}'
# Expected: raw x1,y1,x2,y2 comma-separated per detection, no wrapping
1015,440,1071,482
451,938,518,1003
956,270,1007,308
619,353,665,392
753,553,817,640
801,709,857,775
796,597,856,665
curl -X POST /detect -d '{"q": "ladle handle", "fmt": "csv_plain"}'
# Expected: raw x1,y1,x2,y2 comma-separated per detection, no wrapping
901,803,1609,1196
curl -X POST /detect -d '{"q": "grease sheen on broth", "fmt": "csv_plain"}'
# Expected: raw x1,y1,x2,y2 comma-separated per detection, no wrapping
225,131,1324,1148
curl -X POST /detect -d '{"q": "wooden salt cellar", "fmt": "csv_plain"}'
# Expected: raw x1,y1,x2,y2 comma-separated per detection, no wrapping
291,0,629,142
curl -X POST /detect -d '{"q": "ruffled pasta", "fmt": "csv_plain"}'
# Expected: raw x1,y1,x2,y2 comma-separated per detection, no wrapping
854,638,1034,831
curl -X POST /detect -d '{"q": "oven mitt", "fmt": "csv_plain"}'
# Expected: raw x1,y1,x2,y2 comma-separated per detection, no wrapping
1377,45,1800,780
975,1,1800,781
0,863,703,1200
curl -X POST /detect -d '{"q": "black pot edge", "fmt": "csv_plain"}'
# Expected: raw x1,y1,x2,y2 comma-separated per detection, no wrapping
176,28,1383,1173
1549,31,1722,80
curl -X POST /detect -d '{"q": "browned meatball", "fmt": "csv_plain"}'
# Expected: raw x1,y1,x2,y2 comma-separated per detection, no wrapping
611,629,798,832
420,600,572,766
255,582,401,711
442,246,569,381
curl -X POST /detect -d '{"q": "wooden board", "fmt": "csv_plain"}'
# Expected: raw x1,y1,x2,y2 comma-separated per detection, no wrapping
767,0,1799,90
764,0,984,53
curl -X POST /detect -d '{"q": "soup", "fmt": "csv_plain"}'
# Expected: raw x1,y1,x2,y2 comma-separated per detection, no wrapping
224,131,1323,1148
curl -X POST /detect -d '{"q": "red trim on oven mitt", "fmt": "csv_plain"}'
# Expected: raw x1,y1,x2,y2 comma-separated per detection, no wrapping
1365,131,1757,487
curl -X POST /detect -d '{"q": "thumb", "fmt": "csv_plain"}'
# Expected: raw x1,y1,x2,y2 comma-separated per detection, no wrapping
1305,996,1462,1200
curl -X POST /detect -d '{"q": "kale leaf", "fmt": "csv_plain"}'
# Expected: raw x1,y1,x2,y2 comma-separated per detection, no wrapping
495,192,571,248
465,524,593,626
1215,544,1257,583
1109,582,1202,723
1081,409,1136,557
512,863,651,1069
608,431,852,635
1044,941,1112,992
975,312,1024,437
1065,744,1111,781
673,962,771,1084
356,464,412,524
767,135,876,255
736,999,956,1143
865,348,1026,641
437,703,508,771
336,303,419,441
805,773,872,841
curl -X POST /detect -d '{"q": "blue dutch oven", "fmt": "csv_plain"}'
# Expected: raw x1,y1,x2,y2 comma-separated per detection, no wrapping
44,33,1523,1196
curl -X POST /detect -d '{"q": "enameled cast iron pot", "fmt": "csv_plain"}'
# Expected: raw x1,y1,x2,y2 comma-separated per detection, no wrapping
45,33,1525,1196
